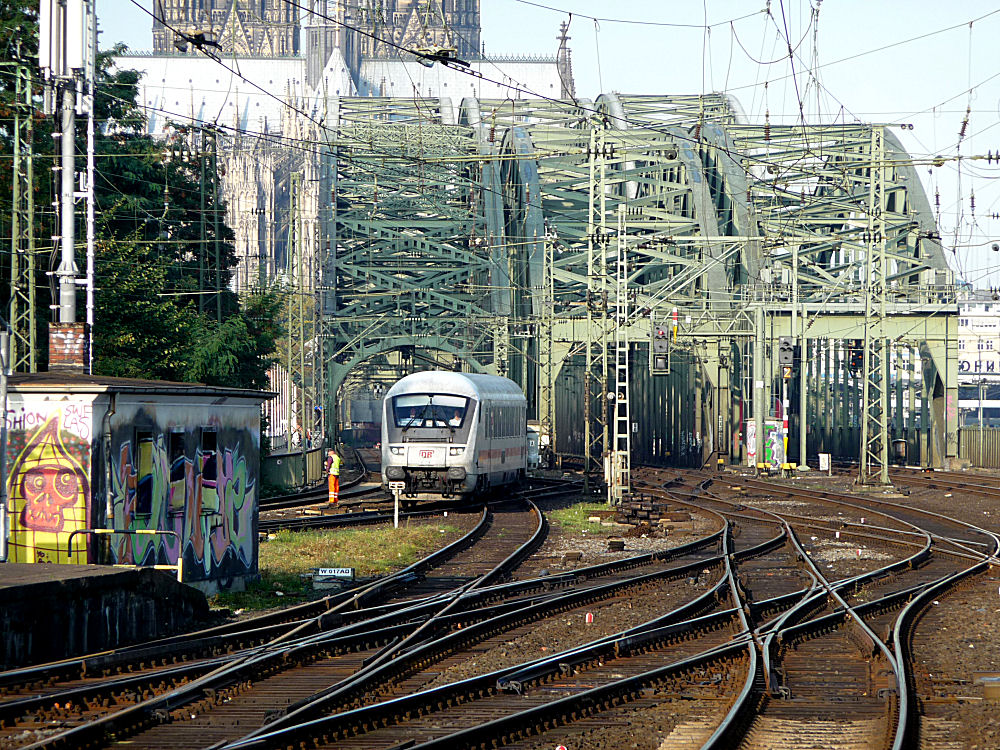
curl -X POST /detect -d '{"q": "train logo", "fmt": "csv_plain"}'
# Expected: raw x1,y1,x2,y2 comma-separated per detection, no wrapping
419,449,434,459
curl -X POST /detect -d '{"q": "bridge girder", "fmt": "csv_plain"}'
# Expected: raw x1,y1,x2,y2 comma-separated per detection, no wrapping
315,94,957,469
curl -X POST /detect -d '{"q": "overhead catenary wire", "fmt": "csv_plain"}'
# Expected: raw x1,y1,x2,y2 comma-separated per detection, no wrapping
109,3,1000,300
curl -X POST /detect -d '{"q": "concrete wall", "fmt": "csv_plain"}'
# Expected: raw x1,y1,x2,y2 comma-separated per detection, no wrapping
0,564,208,670
3,390,263,593
4,395,97,564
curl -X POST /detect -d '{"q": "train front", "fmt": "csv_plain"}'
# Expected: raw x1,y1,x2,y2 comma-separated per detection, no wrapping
381,386,478,498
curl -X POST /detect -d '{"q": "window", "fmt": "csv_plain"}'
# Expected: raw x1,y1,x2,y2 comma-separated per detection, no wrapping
201,429,219,514
168,431,186,512
135,430,155,516
392,394,469,428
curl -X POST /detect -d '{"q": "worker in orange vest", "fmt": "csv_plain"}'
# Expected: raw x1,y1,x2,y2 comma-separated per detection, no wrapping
326,448,342,505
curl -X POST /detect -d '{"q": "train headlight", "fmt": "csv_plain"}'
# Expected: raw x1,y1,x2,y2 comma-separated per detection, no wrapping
448,446,465,456
389,446,404,455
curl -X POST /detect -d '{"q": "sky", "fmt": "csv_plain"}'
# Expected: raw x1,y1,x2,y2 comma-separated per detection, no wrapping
100,1,1000,290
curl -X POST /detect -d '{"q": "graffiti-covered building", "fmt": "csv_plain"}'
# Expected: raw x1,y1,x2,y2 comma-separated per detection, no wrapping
4,374,268,593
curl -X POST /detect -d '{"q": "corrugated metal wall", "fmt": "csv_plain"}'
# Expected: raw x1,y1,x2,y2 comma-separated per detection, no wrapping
554,344,705,468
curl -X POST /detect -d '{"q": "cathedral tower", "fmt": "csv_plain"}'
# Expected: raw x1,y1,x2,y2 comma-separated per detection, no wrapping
354,1,481,59
152,0,300,57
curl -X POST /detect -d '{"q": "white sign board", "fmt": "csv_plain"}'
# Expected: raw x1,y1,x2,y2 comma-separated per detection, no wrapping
388,481,405,491
315,567,355,580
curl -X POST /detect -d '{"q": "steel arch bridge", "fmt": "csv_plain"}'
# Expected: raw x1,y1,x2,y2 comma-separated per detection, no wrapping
318,94,957,475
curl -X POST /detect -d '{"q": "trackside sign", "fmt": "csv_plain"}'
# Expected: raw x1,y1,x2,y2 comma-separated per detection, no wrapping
314,567,355,580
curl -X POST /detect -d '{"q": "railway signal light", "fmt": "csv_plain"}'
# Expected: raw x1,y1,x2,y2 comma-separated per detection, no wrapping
847,339,864,373
651,326,669,374
778,336,795,366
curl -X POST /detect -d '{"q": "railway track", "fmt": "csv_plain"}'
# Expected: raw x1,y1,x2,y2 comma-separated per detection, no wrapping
259,446,377,512
0,481,581,749
4,468,998,750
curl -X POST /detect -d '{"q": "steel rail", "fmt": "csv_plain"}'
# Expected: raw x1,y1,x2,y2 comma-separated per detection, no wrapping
647,473,937,749
226,536,724,744
222,480,959,750
689,472,994,750
16,503,499,750
3,483,577,693
223,565,950,750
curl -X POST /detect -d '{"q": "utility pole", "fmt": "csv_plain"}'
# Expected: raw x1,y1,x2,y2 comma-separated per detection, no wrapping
799,307,808,465
790,241,798,463
584,125,610,488
57,78,77,323
198,127,223,322
0,330,9,563
210,128,223,324
285,172,310,480
286,173,300,457
40,0,96,368
539,225,556,464
84,5,96,373
297,176,307,484
199,130,207,315
752,305,765,472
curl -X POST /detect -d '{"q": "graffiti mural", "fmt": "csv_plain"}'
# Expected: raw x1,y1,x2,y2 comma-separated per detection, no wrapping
6,411,92,564
110,433,257,581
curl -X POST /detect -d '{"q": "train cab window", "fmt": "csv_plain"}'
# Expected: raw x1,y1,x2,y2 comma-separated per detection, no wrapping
393,394,470,429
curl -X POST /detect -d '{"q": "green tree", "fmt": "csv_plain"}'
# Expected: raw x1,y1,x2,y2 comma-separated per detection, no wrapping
89,47,282,387
185,290,284,390
91,236,198,380
0,6,282,388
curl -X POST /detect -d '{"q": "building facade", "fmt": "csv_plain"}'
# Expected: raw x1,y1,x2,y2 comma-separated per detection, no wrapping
152,0,300,57
353,0,480,59
958,296,1000,425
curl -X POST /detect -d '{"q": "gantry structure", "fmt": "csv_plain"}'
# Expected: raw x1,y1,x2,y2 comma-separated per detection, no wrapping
312,93,957,479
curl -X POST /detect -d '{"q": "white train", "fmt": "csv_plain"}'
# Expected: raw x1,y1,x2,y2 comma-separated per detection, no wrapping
381,371,528,500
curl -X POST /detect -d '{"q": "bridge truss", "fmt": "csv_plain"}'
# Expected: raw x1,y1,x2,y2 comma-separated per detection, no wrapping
314,94,958,482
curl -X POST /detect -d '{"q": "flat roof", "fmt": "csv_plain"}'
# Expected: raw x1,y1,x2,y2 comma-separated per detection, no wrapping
8,372,273,401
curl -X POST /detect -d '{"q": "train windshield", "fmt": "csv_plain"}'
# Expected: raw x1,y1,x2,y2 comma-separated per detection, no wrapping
393,394,470,429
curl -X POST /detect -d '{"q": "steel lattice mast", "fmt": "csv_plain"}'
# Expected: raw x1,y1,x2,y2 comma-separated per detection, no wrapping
860,127,890,485
7,45,36,372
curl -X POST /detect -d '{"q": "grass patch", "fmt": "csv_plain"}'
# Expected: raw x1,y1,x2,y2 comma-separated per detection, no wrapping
213,522,461,611
547,501,618,536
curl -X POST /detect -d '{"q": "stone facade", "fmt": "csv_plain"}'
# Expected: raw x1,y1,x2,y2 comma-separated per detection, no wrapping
152,0,299,57
353,0,481,59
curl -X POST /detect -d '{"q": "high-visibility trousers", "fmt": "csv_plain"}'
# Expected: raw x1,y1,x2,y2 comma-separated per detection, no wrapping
328,474,340,504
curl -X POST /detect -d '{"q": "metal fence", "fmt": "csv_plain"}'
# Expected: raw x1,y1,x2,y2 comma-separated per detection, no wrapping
262,447,325,489
958,426,1000,469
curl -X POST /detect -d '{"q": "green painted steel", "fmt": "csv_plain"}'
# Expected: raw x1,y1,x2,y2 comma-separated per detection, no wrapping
315,94,958,474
